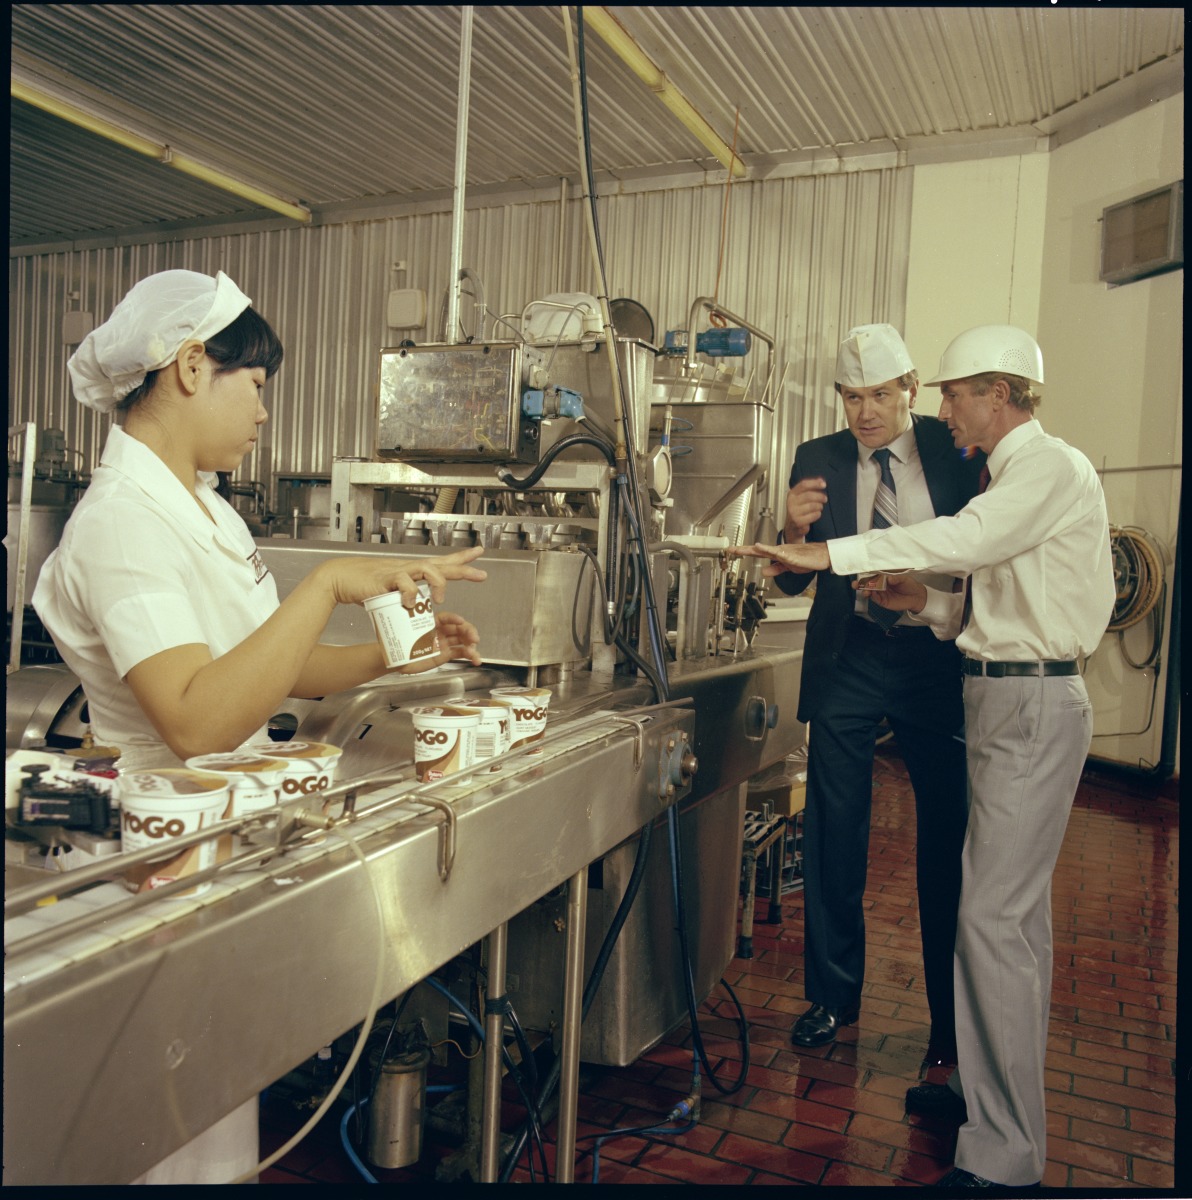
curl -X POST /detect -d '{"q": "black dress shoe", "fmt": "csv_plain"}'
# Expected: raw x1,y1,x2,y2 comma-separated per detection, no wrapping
790,1002,860,1047
934,1166,1040,1192
905,1082,967,1122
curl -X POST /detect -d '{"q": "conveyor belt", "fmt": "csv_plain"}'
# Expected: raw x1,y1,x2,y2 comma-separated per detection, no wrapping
3,705,696,1185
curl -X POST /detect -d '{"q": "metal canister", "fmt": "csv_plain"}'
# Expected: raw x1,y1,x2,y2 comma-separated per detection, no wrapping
366,1044,431,1170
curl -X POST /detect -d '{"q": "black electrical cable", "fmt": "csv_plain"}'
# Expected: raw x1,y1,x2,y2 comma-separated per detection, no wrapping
497,433,615,491
575,0,752,1104
505,1004,540,1102
498,820,656,1183
425,976,551,1183
577,543,613,644
503,17,749,1185
615,632,667,702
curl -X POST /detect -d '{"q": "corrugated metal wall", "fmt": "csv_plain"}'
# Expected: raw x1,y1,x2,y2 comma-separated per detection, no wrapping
8,165,911,506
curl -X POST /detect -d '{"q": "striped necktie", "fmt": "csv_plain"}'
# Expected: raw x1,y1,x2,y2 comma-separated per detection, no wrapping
867,448,901,631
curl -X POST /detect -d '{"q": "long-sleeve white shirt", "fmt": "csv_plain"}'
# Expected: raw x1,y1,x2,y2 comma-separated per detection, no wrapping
827,420,1114,661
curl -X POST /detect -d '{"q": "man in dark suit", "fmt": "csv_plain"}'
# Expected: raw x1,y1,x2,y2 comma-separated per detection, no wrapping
771,325,982,1065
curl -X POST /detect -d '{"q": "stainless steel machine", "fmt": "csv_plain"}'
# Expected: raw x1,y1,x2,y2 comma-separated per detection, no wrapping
4,296,805,1184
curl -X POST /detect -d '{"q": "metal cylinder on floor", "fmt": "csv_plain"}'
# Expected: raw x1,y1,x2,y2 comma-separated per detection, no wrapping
366,1044,431,1170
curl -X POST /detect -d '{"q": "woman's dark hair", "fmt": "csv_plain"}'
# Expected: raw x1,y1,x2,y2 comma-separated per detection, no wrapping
117,306,284,411
205,306,285,379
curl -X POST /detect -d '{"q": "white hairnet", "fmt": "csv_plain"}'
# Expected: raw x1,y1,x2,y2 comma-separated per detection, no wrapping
68,269,253,413
835,324,915,388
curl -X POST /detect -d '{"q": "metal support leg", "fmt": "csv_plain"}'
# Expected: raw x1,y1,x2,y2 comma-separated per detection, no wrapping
554,866,588,1183
479,922,508,1183
766,817,787,924
738,842,759,959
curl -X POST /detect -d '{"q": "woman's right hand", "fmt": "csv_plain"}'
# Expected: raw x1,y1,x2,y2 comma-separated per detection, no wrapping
317,545,487,607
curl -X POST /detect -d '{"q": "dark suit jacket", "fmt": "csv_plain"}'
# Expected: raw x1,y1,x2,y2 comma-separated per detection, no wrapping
773,414,986,723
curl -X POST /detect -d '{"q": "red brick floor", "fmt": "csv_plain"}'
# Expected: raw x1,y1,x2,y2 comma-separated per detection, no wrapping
258,745,1180,1189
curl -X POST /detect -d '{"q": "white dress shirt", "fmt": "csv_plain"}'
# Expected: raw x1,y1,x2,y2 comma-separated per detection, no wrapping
851,424,955,623
828,420,1114,661
33,424,280,768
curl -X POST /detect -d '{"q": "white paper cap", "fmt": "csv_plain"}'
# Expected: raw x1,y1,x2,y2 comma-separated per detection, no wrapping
68,270,253,413
835,324,916,388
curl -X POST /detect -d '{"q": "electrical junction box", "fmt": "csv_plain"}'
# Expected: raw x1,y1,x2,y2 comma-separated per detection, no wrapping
386,289,427,329
62,311,94,345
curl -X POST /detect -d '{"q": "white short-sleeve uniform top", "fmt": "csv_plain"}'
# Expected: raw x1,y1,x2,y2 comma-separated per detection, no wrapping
32,425,280,770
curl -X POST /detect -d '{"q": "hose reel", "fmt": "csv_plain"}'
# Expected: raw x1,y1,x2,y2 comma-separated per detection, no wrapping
1107,526,1166,632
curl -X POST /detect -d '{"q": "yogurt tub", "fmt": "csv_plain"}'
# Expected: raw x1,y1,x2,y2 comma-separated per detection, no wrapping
184,752,289,859
409,706,480,782
489,687,552,753
365,583,439,669
116,768,230,896
242,741,344,813
454,699,513,767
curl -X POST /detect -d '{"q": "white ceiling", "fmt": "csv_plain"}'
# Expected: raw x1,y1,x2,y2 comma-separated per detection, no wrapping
10,5,1185,249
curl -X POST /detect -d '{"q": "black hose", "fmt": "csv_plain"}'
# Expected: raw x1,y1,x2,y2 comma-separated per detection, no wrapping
497,433,615,491
578,544,613,645
499,821,655,1182
579,0,750,1103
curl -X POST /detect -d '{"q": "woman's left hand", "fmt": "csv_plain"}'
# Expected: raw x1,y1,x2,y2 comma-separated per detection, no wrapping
398,611,482,672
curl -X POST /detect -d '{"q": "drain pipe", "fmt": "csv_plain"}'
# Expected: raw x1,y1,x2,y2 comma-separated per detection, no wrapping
445,7,474,345
1153,503,1180,780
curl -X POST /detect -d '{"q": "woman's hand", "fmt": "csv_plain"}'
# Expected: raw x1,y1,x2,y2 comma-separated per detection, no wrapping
318,545,487,608
398,611,482,673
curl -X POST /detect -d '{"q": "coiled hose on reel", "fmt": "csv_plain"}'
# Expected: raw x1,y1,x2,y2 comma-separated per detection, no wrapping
1108,526,1166,632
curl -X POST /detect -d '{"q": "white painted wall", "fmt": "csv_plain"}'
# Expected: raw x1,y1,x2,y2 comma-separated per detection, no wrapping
902,95,1183,774
1040,95,1183,776
904,154,1049,416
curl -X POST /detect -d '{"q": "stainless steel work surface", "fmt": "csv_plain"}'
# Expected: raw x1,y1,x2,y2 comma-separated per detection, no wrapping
3,704,695,1186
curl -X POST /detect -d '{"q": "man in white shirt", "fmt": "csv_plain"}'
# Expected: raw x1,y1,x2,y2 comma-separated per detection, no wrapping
730,325,1115,1192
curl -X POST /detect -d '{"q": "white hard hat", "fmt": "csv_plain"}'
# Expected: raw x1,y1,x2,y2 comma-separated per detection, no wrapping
924,324,1044,386
835,324,916,388
68,269,252,413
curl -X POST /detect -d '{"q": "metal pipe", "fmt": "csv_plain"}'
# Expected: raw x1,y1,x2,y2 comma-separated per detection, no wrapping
8,423,37,673
1154,500,1180,780
683,296,775,398
554,864,589,1183
556,176,568,290
479,922,508,1182
651,541,701,660
445,7,474,344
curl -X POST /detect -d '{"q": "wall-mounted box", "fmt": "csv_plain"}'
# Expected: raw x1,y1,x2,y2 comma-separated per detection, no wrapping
1099,180,1183,286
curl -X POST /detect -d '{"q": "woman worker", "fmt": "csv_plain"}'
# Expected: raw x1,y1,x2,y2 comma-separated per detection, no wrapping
34,268,487,774
32,269,487,1184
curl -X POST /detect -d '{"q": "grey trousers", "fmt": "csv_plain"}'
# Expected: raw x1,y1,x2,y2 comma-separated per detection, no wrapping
947,672,1093,1187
